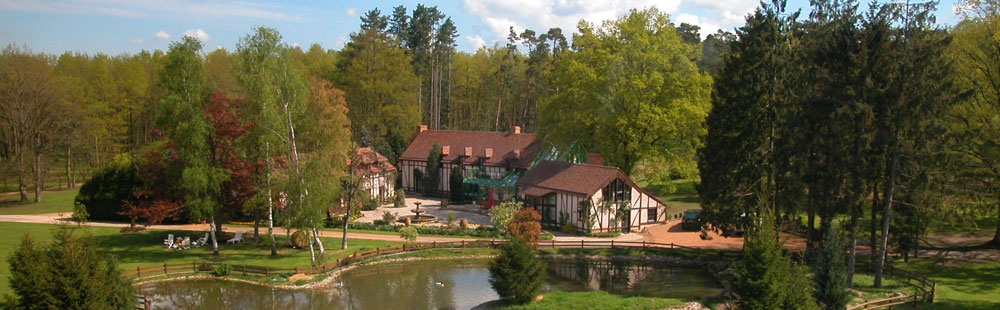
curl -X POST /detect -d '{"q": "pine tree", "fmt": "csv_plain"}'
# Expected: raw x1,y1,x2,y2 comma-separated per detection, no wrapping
489,237,546,304
814,226,849,309
421,143,442,196
5,227,134,309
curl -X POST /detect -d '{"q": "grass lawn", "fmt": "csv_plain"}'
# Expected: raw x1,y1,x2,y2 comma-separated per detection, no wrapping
492,291,686,310
0,188,78,215
890,258,1000,309
0,222,402,297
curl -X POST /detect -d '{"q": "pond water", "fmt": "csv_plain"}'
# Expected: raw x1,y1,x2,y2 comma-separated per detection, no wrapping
137,258,722,309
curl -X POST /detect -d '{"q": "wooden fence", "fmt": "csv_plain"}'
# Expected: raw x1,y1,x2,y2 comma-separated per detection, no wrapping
124,239,722,281
847,264,936,310
126,239,933,309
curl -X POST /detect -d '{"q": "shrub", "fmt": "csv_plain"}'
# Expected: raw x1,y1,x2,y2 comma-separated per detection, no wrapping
7,227,135,309
586,232,622,238
72,201,89,226
539,232,554,241
508,208,542,243
447,212,456,227
490,201,522,233
360,191,379,211
449,168,466,203
214,263,233,276
421,143,442,196
561,222,577,234
75,153,144,222
489,238,546,304
399,226,418,242
290,230,309,248
394,189,407,208
382,211,397,223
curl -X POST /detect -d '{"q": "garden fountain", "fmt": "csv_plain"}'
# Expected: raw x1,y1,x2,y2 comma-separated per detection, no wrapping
398,201,437,224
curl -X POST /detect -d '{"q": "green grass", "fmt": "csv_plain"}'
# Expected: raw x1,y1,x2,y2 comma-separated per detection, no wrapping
890,258,1000,309
0,222,402,297
492,291,686,310
0,188,78,215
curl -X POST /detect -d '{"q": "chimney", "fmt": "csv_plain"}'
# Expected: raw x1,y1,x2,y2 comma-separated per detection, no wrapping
514,149,521,159
513,126,522,134
441,145,450,155
465,146,473,157
485,148,493,158
419,124,428,132
588,153,604,166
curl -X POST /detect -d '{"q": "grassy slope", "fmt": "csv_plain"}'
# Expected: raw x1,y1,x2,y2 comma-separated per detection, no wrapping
0,188,78,215
893,258,1000,309
0,222,402,297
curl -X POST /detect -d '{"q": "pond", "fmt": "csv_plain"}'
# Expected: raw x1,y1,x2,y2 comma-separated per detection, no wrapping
137,258,722,309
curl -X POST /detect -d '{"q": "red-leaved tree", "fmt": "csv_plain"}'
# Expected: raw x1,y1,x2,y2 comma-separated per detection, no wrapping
508,208,543,243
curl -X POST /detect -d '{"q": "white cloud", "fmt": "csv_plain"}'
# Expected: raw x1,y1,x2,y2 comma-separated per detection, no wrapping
154,30,171,40
333,35,348,48
0,0,300,21
129,38,144,44
463,0,681,46
466,35,487,50
346,7,357,17
183,28,211,42
293,42,300,48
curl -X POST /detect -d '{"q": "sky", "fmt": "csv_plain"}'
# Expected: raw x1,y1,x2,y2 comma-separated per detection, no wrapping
0,0,965,56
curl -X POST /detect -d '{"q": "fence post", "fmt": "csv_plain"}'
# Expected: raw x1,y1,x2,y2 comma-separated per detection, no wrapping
266,267,269,277
611,240,614,248
137,267,142,279
164,263,168,275
580,240,584,248
295,267,299,274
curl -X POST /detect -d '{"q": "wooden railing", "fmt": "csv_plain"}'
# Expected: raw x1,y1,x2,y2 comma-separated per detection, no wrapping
131,239,928,309
125,239,723,281
847,264,936,310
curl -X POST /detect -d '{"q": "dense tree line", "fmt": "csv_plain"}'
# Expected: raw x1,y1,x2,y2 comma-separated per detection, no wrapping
699,1,1000,304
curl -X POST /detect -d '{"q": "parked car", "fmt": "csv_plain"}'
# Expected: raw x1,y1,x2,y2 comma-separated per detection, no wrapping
681,209,702,231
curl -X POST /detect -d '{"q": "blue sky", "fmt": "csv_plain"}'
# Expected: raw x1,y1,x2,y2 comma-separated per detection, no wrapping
0,0,964,56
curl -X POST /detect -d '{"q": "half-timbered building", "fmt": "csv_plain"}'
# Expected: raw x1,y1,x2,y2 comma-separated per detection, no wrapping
516,160,666,233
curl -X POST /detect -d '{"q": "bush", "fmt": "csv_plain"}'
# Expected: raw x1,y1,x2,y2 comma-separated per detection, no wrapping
382,211,397,223
290,230,309,248
539,232,554,241
7,226,135,309
449,168,466,203
490,201,522,233
394,189,407,208
447,212,456,227
561,222,577,234
489,238,546,304
347,222,503,238
586,232,622,238
75,153,144,222
508,208,542,242
214,263,233,276
399,226,418,242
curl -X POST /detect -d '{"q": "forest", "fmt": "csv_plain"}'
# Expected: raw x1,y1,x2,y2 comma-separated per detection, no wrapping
1,0,999,287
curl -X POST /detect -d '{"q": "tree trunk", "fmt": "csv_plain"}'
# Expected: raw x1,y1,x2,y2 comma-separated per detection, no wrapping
65,146,73,188
16,141,28,202
210,216,220,256
33,147,42,203
993,195,1000,247
341,210,351,250
311,219,324,254
269,188,277,256
875,138,901,288
847,203,861,287
307,225,317,267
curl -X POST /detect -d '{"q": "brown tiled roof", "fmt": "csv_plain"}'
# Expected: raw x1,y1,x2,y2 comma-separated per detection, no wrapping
517,161,627,196
352,147,397,174
400,130,540,168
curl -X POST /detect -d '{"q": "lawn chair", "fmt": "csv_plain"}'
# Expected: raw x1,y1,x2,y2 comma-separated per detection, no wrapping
226,231,244,244
195,232,209,247
163,234,174,248
173,237,191,250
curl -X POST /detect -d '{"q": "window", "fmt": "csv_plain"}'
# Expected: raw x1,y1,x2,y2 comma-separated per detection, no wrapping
541,194,557,225
647,207,657,223
578,201,590,222
602,179,631,203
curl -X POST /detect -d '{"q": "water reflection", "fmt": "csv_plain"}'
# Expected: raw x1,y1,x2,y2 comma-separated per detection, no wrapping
138,258,721,309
